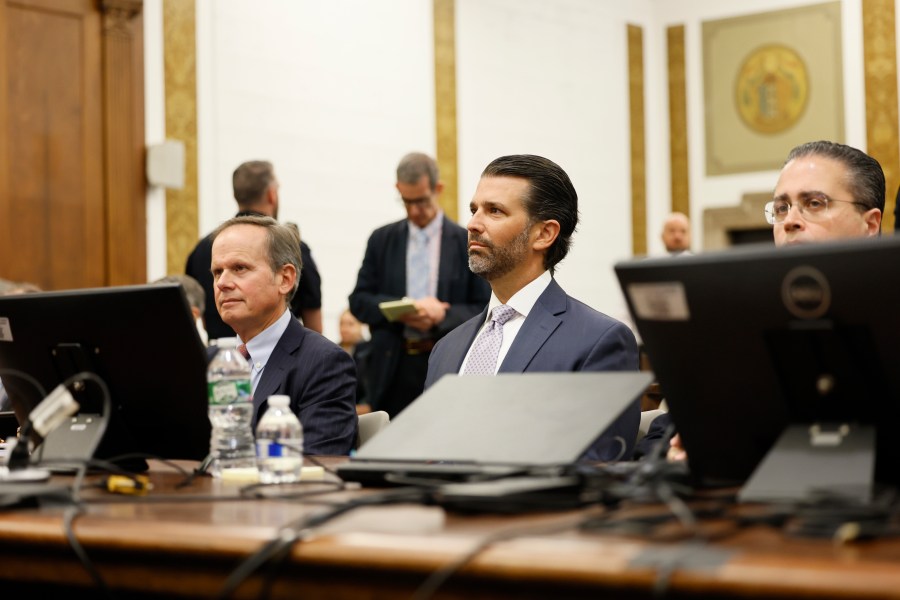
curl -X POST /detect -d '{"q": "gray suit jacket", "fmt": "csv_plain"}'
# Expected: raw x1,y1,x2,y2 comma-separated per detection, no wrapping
425,278,640,460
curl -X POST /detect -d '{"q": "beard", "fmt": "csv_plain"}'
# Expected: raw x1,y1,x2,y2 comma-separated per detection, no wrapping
468,225,531,281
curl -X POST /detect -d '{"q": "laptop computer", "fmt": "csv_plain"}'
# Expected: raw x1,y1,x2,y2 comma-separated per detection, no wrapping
336,372,652,486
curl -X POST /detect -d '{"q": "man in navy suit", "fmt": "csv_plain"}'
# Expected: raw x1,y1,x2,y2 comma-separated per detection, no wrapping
424,154,640,461
349,153,490,417
211,214,357,455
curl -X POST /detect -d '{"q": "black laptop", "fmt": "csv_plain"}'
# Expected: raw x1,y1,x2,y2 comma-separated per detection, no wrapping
337,372,652,486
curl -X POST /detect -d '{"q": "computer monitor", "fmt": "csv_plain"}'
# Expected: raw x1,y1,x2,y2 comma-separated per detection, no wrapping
0,283,210,469
615,236,900,503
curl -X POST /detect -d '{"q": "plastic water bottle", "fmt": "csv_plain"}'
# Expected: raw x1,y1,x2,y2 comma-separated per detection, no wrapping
207,338,257,478
255,395,304,484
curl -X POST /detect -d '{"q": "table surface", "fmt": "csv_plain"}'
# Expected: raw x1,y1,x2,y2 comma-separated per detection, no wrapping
0,458,899,599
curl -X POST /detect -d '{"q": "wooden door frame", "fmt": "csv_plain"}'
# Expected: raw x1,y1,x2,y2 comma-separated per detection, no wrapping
101,0,146,286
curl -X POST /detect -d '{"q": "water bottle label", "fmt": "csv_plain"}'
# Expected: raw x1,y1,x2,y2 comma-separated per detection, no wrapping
256,439,285,458
208,379,252,405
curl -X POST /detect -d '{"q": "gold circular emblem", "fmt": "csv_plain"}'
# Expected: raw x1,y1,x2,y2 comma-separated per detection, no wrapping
734,45,809,135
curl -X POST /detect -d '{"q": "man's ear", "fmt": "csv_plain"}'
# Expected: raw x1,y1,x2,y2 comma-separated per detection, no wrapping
434,181,445,195
865,208,883,236
532,219,560,252
278,264,298,296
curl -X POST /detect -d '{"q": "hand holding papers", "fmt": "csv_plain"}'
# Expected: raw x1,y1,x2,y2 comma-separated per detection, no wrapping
378,298,418,322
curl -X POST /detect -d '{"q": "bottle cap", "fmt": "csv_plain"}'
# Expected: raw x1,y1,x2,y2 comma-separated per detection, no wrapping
268,395,290,408
214,337,239,349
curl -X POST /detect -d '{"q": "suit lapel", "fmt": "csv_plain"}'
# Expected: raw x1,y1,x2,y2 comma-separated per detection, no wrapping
386,221,409,296
498,279,566,373
253,319,305,418
436,219,458,299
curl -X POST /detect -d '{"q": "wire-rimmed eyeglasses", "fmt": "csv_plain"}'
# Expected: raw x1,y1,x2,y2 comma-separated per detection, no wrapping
764,194,868,225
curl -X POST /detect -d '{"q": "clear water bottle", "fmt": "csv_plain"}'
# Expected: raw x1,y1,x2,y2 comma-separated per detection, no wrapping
255,395,304,484
207,337,257,478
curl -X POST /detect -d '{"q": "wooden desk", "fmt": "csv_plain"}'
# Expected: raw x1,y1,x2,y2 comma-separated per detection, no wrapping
0,460,899,599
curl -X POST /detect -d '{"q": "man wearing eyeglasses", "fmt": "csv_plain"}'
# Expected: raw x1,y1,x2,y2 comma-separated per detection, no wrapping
661,140,885,462
768,140,883,246
349,152,490,417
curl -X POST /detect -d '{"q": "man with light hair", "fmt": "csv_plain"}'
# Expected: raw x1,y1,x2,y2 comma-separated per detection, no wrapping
186,160,324,339
210,215,357,454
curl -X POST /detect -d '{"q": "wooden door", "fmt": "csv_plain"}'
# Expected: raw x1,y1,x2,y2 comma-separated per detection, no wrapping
0,0,145,291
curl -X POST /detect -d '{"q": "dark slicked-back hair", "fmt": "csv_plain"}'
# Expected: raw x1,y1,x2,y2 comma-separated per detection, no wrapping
785,141,885,216
481,154,579,273
233,160,276,207
396,152,439,190
211,214,302,304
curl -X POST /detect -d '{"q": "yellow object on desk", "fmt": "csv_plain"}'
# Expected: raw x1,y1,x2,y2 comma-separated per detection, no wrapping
107,475,152,495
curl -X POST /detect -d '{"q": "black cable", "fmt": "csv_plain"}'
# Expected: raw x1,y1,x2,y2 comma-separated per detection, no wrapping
411,511,602,600
31,372,112,482
102,453,193,478
63,504,114,600
608,434,629,462
9,373,116,599
0,367,48,465
239,479,346,500
259,535,296,600
0,366,48,401
302,452,342,478
216,487,429,599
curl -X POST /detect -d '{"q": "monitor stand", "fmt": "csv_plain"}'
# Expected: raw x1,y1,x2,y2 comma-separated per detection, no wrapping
33,413,105,473
738,423,875,504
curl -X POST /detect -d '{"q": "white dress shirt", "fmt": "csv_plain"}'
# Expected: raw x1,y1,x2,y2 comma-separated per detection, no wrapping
459,270,553,374
238,308,292,396
406,212,444,298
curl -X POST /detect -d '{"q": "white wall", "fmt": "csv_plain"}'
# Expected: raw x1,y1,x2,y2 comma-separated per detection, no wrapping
144,0,167,283
145,0,872,339
196,0,436,341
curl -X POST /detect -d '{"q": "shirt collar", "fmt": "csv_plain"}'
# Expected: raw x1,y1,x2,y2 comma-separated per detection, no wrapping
238,308,292,369
484,270,553,323
408,211,444,239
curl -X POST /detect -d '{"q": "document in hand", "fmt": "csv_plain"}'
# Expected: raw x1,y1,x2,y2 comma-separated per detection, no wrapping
378,298,418,322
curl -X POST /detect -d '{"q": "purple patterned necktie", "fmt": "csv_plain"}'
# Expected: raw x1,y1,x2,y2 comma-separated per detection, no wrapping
237,343,251,362
463,305,518,375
